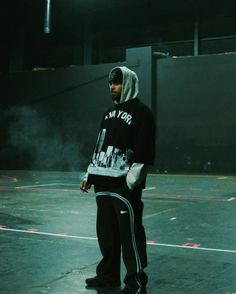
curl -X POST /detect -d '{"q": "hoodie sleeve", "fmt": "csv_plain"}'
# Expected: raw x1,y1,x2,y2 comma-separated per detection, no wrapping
126,163,149,190
132,106,156,165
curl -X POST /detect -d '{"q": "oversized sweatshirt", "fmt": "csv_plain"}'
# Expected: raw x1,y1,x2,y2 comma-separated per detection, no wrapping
87,66,155,188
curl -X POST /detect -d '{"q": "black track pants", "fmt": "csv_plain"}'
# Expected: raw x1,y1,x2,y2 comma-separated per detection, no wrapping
94,184,148,292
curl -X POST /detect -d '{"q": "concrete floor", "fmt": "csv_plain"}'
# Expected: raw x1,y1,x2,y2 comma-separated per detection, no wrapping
1,170,236,294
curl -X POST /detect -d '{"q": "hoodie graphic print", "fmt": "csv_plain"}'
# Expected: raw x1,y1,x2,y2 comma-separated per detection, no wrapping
88,66,155,186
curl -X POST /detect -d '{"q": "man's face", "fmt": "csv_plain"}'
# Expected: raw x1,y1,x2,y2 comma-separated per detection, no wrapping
109,82,122,102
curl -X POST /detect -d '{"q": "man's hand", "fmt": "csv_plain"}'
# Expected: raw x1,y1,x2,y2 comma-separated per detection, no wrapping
80,180,91,193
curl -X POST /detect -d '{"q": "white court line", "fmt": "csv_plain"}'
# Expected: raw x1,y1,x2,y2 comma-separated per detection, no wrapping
15,183,80,189
16,183,59,189
147,242,236,254
143,187,156,191
15,184,155,192
1,227,236,254
143,208,175,219
0,227,97,241
14,184,235,203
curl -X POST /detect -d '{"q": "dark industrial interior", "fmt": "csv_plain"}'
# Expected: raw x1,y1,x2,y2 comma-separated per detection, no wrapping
1,1,236,294
2,0,236,71
1,0,236,173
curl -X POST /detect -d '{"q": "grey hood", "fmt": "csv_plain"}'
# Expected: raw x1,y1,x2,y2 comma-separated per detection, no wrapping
109,66,139,104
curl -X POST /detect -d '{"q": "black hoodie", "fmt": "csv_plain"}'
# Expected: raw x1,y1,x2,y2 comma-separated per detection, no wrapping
87,66,155,187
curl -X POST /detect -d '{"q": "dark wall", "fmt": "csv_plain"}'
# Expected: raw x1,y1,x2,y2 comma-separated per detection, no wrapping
156,53,236,173
2,47,236,174
0,46,153,171
0,63,124,171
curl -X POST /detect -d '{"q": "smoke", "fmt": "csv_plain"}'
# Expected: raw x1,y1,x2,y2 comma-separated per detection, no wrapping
6,105,86,171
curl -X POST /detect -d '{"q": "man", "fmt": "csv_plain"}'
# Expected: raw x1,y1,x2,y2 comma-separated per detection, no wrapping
80,66,155,294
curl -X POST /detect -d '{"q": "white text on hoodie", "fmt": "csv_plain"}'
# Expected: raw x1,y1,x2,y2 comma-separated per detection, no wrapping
105,110,133,125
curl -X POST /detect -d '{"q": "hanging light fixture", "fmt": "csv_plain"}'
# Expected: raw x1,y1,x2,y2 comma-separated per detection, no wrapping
44,0,51,34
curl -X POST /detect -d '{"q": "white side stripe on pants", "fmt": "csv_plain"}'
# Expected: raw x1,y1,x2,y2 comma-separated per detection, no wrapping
96,192,143,278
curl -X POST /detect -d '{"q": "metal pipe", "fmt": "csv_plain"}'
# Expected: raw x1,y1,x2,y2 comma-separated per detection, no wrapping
44,0,51,34
194,20,200,56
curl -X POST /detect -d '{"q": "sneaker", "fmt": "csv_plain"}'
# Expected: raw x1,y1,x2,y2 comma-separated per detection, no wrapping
85,277,106,288
120,288,133,293
85,276,120,289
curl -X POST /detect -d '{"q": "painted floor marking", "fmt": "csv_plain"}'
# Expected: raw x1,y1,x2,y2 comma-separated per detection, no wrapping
148,242,236,254
143,208,175,219
7,183,236,203
148,173,235,179
143,193,234,202
16,183,59,189
0,227,97,241
143,187,156,191
15,183,80,189
1,227,236,254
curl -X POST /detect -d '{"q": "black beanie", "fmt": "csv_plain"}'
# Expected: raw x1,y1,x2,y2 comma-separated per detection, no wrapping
108,68,123,84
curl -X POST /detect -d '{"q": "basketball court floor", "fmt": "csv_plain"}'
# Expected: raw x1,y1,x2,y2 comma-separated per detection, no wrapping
1,170,236,294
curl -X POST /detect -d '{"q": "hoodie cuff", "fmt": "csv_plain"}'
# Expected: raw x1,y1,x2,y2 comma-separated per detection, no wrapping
126,163,149,190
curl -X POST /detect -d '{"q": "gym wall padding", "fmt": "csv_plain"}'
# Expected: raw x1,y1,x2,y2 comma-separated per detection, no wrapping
0,47,153,171
1,48,236,173
155,53,236,173
0,63,125,170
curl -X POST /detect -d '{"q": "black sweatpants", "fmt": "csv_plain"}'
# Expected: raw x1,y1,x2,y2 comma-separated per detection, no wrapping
94,183,148,292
